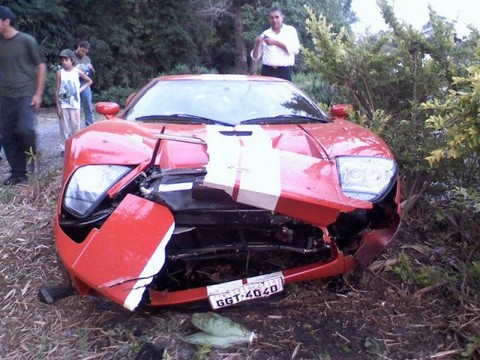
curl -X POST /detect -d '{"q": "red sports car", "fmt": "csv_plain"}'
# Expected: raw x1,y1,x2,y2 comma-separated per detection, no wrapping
47,75,401,311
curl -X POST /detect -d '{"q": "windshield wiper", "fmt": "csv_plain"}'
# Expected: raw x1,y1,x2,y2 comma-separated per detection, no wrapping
136,114,234,127
241,114,328,125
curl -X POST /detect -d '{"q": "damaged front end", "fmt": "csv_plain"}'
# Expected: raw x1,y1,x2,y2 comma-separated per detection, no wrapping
53,135,401,311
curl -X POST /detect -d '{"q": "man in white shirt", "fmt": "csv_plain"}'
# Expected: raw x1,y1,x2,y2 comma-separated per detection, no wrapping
251,6,300,81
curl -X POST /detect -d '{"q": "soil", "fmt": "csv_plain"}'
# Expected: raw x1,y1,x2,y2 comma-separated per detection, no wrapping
0,109,478,359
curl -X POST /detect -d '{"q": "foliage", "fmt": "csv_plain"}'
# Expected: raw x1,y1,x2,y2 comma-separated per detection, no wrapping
68,0,215,89
4,0,73,56
423,67,480,164
302,0,480,204
466,261,480,290
303,7,432,174
293,72,343,105
426,181,480,248
450,186,480,214
7,0,356,101
95,86,137,106
302,8,480,339
462,336,480,358
393,251,451,287
93,63,219,106
42,65,58,107
421,66,480,237
9,0,219,93
160,63,219,76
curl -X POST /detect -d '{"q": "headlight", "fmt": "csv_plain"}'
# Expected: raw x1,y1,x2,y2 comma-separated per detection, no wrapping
337,156,397,201
63,165,131,217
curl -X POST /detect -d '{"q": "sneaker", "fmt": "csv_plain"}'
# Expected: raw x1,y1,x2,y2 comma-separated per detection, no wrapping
3,175,28,186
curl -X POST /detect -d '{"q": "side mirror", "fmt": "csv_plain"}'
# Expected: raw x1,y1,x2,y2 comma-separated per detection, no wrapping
95,102,120,119
330,104,354,118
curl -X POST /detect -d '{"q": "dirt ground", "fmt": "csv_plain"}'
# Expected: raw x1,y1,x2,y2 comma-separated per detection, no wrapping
0,109,478,359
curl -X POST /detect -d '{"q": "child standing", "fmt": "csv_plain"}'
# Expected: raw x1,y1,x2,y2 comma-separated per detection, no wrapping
55,49,92,153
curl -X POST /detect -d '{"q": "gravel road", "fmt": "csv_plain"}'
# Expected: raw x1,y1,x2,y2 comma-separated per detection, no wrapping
37,109,64,173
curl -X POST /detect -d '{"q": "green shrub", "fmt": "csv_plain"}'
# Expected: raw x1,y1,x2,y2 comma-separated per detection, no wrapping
393,251,451,287
161,63,218,76
294,72,345,105
43,64,61,107
95,86,137,106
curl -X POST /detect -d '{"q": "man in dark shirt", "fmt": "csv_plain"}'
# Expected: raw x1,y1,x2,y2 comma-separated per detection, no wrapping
0,6,46,185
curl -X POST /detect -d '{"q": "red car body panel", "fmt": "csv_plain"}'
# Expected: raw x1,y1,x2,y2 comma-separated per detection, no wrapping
54,76,401,310
56,194,175,310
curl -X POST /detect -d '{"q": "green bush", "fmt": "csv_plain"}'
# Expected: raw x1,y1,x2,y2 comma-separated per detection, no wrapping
43,64,61,108
393,252,452,287
95,86,137,106
160,63,219,76
294,72,346,105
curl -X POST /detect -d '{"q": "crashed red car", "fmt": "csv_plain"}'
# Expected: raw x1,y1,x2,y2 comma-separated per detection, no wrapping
45,74,401,311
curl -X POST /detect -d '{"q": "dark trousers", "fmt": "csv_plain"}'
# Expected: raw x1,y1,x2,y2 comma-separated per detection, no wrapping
0,96,37,177
261,65,293,81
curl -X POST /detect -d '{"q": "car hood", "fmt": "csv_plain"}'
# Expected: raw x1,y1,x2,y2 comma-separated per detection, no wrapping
64,119,394,173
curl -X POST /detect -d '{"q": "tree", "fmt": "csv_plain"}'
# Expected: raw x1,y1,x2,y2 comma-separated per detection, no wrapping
303,0,479,163
4,0,71,55
62,0,217,89
190,0,248,73
7,0,356,101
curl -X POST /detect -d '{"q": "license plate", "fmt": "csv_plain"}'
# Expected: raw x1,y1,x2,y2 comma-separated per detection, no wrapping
207,272,284,309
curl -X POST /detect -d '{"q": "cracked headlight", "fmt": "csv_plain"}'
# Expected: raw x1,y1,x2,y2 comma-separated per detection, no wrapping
337,156,397,201
63,165,131,217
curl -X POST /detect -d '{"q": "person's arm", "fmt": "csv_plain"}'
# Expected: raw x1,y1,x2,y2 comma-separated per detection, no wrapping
85,56,95,74
55,70,62,118
31,62,46,109
252,34,266,60
78,69,93,93
264,38,288,52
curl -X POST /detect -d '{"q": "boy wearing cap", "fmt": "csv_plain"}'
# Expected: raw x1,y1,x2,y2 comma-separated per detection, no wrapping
55,49,92,154
0,6,46,185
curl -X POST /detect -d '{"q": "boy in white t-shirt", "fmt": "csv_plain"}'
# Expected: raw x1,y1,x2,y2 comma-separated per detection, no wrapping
55,49,92,153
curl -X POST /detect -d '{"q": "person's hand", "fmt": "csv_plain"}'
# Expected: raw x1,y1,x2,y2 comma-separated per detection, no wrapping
56,106,63,119
254,36,265,46
31,94,43,110
264,38,276,46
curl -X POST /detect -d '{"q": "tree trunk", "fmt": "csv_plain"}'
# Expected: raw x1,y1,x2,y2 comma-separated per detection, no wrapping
233,3,248,74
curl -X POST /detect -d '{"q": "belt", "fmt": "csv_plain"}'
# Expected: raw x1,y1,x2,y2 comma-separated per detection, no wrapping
263,64,291,69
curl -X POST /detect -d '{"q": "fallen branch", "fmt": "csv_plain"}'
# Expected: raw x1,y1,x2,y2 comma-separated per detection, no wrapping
368,258,398,272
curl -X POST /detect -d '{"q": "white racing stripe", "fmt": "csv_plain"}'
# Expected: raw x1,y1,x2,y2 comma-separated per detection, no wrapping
235,125,281,210
203,126,242,197
203,125,281,211
123,223,175,311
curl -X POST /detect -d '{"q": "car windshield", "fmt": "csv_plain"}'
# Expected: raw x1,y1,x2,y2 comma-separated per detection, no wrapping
123,78,329,126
